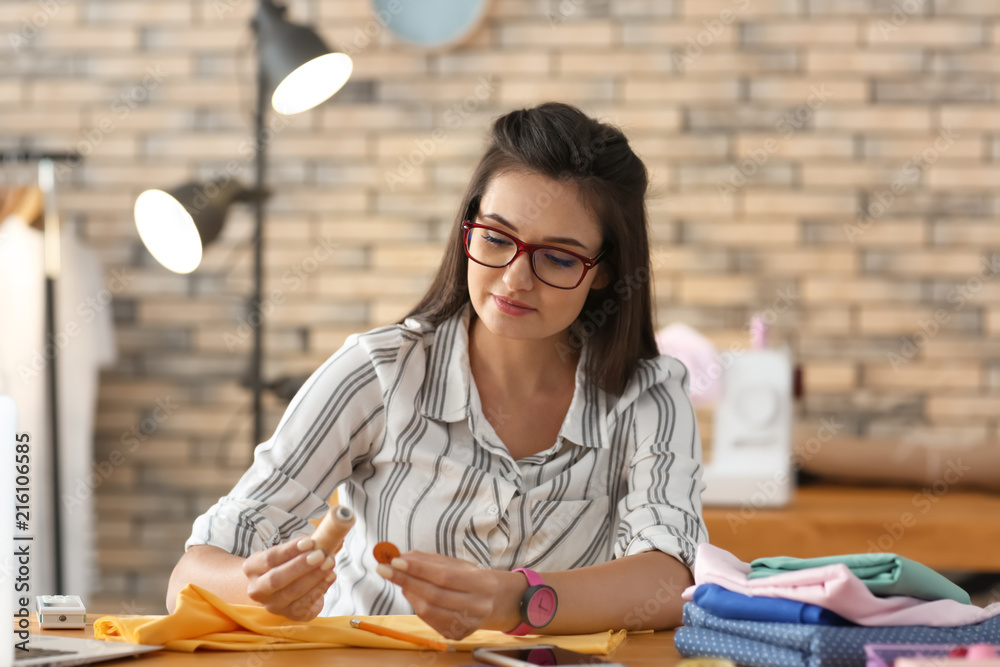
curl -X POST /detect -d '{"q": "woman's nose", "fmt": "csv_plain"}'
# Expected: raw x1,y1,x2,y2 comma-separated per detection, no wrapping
502,251,535,290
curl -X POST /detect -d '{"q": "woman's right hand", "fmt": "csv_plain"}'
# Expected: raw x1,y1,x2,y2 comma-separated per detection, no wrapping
242,537,337,622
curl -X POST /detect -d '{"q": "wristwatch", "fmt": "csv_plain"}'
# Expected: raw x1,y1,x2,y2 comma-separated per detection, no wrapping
505,568,558,635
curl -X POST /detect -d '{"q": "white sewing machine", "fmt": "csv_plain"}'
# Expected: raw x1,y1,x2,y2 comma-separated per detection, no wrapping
701,348,794,507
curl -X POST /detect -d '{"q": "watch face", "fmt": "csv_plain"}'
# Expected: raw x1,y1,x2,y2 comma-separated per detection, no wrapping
525,585,558,627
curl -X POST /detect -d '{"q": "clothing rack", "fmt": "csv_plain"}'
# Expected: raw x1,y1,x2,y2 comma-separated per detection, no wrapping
1,149,78,593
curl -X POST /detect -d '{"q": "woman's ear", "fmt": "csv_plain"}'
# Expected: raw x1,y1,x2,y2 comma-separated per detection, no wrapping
590,267,611,291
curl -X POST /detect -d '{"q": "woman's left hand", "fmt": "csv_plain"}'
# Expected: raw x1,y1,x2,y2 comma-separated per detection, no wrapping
377,551,522,639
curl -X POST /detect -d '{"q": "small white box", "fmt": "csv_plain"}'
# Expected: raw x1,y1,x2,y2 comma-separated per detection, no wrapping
36,595,87,629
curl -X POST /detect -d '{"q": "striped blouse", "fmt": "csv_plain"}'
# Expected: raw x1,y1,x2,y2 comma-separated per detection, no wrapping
186,304,708,617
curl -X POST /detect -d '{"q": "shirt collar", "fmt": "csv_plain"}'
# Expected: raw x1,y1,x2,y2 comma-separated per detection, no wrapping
416,305,610,450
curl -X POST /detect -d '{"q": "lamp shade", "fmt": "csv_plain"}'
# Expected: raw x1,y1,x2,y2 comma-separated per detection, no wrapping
255,0,353,115
134,180,245,274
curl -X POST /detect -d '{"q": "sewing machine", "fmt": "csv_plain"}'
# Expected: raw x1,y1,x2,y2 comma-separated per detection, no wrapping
701,348,794,508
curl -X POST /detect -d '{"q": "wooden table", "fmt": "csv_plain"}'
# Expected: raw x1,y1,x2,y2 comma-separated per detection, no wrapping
703,484,1000,572
24,613,683,667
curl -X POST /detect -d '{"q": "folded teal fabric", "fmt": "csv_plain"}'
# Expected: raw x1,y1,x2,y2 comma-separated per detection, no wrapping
748,554,970,604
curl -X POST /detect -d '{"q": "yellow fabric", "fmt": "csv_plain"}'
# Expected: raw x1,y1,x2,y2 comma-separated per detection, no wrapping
94,584,626,654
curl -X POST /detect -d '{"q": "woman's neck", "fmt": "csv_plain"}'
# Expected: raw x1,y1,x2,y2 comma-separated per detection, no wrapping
468,315,579,399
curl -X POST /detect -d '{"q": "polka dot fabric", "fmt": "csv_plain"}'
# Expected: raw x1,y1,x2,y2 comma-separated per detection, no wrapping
675,603,1000,667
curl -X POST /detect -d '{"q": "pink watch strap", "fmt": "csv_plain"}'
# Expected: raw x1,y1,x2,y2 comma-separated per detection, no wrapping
513,567,543,587
505,568,548,636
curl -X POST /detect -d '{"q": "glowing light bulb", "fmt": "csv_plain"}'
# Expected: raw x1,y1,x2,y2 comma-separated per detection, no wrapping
271,53,353,115
134,189,203,274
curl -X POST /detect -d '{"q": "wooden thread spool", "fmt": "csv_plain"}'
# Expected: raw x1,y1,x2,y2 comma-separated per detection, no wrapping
311,505,355,555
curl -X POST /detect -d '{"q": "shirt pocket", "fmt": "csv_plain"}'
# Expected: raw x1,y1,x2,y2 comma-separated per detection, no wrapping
525,494,612,568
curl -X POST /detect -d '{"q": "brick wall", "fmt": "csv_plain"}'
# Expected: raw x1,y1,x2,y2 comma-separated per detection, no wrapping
3,0,999,610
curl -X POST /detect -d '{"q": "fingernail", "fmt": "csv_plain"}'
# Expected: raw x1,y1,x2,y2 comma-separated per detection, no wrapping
390,557,408,572
325,572,336,584
306,549,324,566
322,556,335,571
297,537,314,551
376,563,393,579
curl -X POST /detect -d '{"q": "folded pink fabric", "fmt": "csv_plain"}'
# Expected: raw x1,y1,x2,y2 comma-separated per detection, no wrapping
683,544,1000,627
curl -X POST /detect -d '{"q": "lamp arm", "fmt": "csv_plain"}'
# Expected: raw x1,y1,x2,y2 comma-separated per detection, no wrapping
233,186,270,204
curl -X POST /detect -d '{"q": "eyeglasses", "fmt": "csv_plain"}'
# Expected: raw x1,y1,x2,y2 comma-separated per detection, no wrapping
461,221,606,290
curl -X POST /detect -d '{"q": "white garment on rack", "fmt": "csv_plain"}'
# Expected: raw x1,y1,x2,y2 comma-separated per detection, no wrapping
0,214,116,602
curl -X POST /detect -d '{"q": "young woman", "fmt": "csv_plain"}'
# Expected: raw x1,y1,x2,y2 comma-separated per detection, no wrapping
168,102,707,638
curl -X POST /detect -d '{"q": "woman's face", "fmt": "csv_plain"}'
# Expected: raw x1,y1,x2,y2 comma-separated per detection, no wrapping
466,170,608,345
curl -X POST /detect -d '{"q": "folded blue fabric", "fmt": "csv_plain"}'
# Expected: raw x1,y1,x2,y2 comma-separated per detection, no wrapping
693,584,854,626
675,603,1000,667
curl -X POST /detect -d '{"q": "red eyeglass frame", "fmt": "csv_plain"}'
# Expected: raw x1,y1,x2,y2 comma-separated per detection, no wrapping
461,220,606,290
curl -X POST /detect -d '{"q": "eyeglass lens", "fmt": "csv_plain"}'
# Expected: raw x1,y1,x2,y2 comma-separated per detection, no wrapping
466,226,585,288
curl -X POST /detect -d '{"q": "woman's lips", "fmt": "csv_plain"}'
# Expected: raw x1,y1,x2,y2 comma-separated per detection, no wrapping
492,295,535,315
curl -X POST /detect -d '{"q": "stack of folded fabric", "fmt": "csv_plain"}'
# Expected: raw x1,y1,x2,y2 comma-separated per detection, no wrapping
675,544,1000,667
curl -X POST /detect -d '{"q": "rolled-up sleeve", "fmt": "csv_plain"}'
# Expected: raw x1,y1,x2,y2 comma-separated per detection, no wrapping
186,333,388,557
614,356,708,568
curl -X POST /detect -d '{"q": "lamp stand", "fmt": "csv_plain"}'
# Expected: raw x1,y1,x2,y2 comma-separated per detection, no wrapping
251,21,267,448
136,0,349,449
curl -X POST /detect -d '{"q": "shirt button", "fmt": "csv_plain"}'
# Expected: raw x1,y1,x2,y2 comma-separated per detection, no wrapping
487,504,500,516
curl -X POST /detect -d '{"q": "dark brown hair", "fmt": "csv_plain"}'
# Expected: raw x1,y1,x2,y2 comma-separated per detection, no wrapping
400,102,657,396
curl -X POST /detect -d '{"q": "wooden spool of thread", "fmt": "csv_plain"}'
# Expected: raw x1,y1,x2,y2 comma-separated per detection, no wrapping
311,505,355,555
